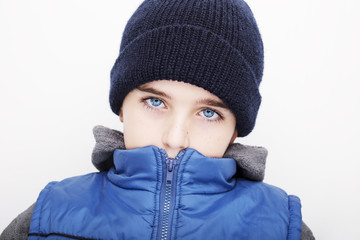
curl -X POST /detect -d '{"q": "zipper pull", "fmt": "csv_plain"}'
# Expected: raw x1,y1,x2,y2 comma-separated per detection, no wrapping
166,158,176,185
167,158,175,172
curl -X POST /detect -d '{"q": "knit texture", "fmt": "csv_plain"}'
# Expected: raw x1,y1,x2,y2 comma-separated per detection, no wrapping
110,0,264,137
0,203,34,240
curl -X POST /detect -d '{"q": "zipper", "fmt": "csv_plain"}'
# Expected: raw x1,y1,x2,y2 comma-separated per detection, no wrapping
157,149,185,240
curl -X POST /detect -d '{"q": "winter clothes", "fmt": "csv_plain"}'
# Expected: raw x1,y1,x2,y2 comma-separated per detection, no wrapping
27,146,301,239
110,0,264,137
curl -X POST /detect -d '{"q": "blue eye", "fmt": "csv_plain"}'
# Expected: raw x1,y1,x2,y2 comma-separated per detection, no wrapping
146,98,164,108
200,109,219,120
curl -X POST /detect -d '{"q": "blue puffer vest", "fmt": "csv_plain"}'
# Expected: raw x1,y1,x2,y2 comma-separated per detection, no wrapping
28,146,302,240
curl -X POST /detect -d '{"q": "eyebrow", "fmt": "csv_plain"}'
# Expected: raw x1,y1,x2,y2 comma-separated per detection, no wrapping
196,98,229,109
137,86,172,99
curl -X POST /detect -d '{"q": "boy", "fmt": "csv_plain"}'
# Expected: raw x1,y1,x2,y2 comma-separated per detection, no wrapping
1,0,315,239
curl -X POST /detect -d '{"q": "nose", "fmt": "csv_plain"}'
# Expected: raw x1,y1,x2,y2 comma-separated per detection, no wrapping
161,116,190,158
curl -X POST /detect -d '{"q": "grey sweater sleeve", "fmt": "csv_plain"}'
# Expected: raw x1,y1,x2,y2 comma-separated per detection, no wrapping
1,203,315,240
0,203,35,240
301,221,316,240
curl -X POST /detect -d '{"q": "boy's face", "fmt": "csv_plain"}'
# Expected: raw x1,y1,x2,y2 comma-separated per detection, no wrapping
120,80,237,158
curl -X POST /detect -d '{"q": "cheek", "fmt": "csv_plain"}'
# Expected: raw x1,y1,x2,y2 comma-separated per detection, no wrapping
122,108,164,149
189,123,235,157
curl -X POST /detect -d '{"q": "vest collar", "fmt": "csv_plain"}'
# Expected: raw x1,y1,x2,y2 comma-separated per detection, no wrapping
107,145,236,193
92,125,267,181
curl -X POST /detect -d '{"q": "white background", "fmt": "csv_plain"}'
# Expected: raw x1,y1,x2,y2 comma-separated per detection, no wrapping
1,0,359,239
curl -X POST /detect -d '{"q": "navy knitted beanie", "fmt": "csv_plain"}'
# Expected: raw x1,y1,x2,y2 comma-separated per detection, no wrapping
110,0,264,137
